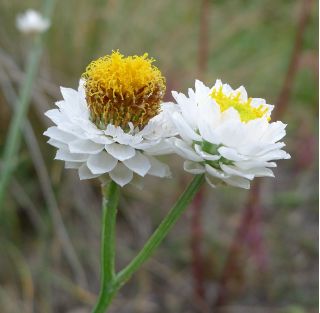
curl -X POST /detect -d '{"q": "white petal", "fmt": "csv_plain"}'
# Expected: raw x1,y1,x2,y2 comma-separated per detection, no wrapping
250,98,266,108
218,146,248,161
47,138,68,150
90,135,114,145
196,91,220,126
78,164,100,180
222,83,233,96
197,118,221,145
104,124,142,145
57,123,86,138
143,106,178,139
104,124,118,137
172,112,202,143
222,176,250,189
87,152,118,174
57,89,88,121
234,86,248,102
115,131,142,146
69,139,104,154
55,149,88,162
44,126,76,143
184,161,205,174
247,167,274,177
109,163,134,187
255,142,286,156
78,79,86,100
147,156,171,178
78,78,89,112
188,87,196,101
132,139,160,150
212,79,223,90
173,139,203,162
215,120,247,148
257,149,291,161
140,139,174,156
243,118,269,142
45,109,69,125
220,107,241,123
105,143,136,161
238,142,285,156
194,144,221,161
205,164,229,179
234,160,277,170
260,121,287,143
220,164,255,180
55,100,65,109
172,91,197,129
60,87,79,105
195,80,211,103
123,152,151,177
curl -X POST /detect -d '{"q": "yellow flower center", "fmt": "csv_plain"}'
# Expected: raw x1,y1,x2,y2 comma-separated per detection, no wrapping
210,87,269,122
82,51,166,130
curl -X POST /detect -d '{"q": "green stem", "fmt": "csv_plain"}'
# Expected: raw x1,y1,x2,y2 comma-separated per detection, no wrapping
0,0,55,210
91,174,205,312
92,181,120,313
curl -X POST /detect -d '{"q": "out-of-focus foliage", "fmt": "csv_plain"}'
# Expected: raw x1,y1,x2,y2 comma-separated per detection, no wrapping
0,0,318,312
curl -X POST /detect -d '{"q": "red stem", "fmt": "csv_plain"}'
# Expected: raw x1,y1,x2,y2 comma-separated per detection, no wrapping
198,0,210,78
214,0,314,308
214,181,261,307
191,188,206,304
190,0,210,309
274,0,313,119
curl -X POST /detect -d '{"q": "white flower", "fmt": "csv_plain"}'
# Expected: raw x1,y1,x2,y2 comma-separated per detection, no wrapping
16,9,50,34
169,79,291,189
44,80,176,187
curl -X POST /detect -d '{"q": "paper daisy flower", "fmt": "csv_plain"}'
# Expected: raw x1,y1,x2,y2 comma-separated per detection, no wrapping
44,51,177,187
16,9,50,34
170,79,291,189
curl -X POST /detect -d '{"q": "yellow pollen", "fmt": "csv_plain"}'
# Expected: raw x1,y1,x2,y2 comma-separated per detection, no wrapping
210,87,270,123
82,51,166,130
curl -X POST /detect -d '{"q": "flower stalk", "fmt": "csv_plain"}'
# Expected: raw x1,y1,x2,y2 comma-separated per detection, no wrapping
93,181,120,313
92,174,205,312
0,0,55,210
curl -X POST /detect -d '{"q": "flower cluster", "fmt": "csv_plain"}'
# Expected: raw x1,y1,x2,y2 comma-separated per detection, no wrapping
44,52,290,189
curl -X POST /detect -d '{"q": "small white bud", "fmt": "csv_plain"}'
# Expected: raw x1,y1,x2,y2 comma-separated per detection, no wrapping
16,9,50,35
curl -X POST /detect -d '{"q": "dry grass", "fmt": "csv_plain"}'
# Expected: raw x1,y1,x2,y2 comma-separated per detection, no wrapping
0,0,318,312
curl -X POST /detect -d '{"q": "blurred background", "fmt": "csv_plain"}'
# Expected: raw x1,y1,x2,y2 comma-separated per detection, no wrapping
0,0,318,312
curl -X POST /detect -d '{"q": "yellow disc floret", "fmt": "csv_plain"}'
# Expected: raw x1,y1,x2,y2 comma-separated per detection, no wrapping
210,87,269,123
82,51,166,130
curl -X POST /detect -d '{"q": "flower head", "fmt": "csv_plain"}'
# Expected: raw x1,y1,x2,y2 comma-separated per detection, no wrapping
44,52,176,187
82,51,165,130
16,9,50,35
170,79,290,189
